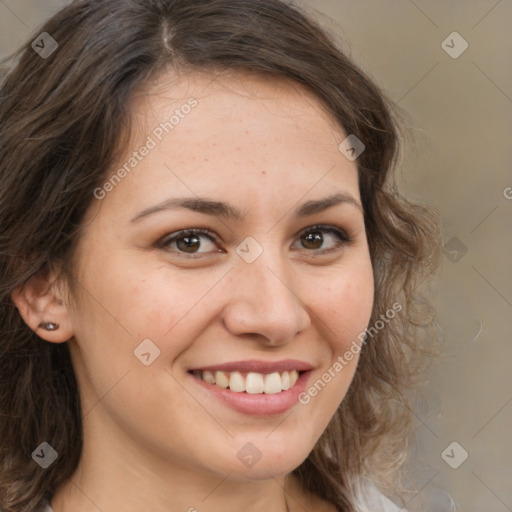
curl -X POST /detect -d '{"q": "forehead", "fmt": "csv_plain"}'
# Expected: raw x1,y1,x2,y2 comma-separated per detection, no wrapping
131,69,345,146
84,70,360,228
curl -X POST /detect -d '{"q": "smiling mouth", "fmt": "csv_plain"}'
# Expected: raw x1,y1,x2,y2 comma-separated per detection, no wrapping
189,369,302,394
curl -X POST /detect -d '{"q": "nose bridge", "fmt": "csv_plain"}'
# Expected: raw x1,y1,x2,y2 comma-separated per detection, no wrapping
223,243,310,343
248,255,295,310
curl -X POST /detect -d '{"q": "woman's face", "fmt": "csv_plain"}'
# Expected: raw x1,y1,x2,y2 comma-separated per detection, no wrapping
65,72,374,480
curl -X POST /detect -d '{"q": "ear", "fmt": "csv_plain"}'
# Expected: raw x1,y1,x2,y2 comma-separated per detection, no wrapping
11,265,75,343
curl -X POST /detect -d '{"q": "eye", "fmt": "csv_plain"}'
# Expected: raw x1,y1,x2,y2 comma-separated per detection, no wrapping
292,224,352,254
156,224,352,259
156,228,221,257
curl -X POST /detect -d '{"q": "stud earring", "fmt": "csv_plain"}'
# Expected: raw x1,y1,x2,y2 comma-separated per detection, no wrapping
38,322,60,331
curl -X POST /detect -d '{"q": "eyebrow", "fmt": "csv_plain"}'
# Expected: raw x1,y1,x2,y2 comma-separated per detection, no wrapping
129,192,363,224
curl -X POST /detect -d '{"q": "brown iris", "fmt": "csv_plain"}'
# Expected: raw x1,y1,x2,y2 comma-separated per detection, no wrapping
177,234,201,253
301,231,324,250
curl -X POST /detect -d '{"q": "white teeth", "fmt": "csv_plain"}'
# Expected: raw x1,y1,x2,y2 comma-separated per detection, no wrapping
229,371,245,392
281,371,290,390
215,371,229,389
202,370,216,384
264,372,282,394
198,369,302,394
246,372,265,394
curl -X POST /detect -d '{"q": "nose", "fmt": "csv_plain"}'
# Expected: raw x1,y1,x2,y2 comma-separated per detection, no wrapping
221,252,311,346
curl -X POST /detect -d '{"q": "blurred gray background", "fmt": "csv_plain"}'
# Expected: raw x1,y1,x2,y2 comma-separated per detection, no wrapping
1,1,511,511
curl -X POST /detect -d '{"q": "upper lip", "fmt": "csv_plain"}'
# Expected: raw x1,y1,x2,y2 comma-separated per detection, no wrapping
190,359,314,374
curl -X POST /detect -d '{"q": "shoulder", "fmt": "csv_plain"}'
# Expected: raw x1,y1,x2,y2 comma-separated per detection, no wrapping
353,479,405,512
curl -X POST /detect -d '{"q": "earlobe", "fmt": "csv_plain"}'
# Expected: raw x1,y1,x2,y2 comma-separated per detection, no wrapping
10,268,75,344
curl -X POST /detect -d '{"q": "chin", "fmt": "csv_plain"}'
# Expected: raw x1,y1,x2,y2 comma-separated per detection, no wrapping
215,436,314,481
227,459,303,482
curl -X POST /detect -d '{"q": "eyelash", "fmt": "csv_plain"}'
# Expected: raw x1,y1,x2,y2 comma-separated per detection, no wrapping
156,224,353,259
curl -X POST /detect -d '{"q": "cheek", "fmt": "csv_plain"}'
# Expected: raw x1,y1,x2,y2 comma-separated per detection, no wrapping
67,260,201,414
75,258,231,381
118,270,223,340
316,264,374,354
75,244,192,336
298,265,374,418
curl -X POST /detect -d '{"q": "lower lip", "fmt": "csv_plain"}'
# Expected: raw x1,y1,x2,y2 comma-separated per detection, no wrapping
188,371,312,416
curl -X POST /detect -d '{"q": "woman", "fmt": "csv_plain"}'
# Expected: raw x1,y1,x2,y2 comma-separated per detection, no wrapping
0,1,441,511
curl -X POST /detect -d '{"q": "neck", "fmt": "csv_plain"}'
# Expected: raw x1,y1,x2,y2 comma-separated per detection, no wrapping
50,414,297,512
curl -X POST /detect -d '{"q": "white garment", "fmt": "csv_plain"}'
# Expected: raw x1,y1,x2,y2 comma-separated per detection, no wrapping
354,482,405,512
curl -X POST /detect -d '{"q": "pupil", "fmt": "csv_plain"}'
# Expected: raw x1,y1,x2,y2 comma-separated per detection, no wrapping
178,235,200,253
303,232,323,249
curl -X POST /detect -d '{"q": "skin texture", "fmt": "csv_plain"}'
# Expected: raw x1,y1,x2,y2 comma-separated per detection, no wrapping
13,72,374,512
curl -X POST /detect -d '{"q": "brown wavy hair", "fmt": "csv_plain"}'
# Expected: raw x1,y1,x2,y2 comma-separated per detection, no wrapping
0,1,441,510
